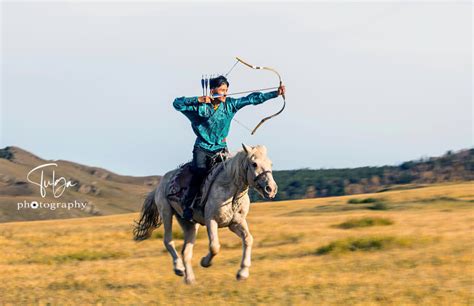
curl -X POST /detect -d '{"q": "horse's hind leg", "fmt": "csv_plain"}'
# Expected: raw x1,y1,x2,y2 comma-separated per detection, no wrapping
176,217,199,284
161,198,185,277
229,219,253,280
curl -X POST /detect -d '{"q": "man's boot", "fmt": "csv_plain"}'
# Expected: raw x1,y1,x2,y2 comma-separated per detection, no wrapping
182,192,196,222
182,169,205,222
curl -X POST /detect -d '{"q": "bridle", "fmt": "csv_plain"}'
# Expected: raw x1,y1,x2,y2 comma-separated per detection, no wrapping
253,170,273,184
243,159,272,186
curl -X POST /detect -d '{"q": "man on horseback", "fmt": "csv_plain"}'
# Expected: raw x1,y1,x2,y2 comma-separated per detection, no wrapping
173,75,285,221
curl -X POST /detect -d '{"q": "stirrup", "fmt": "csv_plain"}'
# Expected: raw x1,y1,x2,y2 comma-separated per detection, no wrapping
183,207,195,223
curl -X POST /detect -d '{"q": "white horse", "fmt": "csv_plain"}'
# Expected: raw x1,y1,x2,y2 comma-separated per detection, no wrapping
133,144,278,284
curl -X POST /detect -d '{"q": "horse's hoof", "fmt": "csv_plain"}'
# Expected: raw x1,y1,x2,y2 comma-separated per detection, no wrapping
184,277,196,285
174,269,185,277
236,269,249,281
200,257,212,268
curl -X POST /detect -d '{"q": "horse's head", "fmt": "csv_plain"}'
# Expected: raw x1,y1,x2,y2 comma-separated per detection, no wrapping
241,143,278,200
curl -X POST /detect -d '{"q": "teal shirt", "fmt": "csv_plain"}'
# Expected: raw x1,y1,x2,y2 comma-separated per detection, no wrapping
173,91,278,152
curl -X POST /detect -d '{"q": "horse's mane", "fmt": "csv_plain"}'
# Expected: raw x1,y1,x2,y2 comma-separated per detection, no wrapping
199,150,248,203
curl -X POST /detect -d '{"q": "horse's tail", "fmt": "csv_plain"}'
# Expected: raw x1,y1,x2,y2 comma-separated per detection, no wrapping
133,190,162,241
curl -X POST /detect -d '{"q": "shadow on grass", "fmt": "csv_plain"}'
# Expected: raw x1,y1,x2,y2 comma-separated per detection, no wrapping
249,235,435,262
281,195,473,217
332,217,394,229
14,250,127,265
152,229,205,240
314,236,414,255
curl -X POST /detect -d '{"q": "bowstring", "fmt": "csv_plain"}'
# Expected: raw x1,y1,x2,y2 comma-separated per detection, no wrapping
232,117,252,133
225,60,239,77
224,59,255,133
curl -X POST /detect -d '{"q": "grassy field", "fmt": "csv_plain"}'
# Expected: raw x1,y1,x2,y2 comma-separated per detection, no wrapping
0,182,473,305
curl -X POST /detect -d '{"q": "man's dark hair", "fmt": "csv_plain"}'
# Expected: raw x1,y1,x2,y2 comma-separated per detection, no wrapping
210,75,230,89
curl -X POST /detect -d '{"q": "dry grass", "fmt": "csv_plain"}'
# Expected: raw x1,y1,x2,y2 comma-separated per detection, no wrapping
0,182,472,305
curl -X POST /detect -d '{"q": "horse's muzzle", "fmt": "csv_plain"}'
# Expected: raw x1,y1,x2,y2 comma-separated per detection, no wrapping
262,183,278,200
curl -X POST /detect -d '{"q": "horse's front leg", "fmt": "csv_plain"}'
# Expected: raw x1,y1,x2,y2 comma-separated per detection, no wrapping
229,219,253,280
200,219,220,268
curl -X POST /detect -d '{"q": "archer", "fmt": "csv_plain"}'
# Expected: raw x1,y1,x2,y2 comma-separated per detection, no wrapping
173,75,285,221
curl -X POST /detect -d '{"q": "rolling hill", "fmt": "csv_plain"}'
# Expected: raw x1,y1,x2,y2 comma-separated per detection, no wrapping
0,146,160,222
1,145,472,223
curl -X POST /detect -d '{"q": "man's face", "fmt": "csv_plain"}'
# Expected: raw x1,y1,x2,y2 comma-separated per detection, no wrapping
211,84,228,103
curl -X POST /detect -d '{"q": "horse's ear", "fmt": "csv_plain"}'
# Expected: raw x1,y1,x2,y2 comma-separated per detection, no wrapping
242,143,252,154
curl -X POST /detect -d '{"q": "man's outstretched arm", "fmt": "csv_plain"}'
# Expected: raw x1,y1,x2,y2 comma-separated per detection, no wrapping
229,85,285,112
229,91,279,112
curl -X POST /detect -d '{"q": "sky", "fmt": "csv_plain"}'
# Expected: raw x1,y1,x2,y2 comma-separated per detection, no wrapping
1,1,472,176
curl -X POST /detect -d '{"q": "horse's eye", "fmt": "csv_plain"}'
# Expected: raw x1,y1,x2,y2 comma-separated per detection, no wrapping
252,162,257,168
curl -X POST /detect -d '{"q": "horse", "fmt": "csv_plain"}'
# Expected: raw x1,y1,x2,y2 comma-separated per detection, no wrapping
133,144,278,284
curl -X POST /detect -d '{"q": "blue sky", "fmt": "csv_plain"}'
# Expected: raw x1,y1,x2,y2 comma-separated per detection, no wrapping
1,1,472,176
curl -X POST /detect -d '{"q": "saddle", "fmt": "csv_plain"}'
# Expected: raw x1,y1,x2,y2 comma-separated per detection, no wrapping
167,162,204,210
166,160,227,212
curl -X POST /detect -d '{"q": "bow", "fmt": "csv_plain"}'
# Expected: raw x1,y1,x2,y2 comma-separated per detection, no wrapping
227,57,286,135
